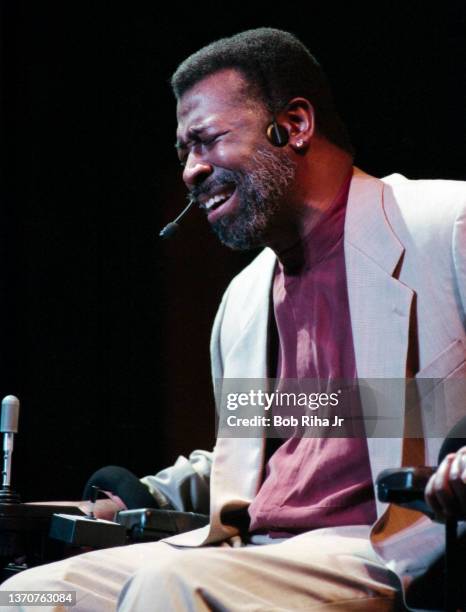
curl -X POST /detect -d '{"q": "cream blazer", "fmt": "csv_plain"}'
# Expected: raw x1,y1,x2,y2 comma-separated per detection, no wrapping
165,168,466,581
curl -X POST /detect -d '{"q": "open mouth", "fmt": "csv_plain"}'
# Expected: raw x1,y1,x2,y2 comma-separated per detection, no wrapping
198,185,238,223
202,187,236,213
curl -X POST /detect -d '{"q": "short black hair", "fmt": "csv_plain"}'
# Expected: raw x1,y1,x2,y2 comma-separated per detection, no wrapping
171,28,354,155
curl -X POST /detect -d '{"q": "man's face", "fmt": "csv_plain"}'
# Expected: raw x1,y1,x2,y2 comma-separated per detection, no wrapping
175,69,296,250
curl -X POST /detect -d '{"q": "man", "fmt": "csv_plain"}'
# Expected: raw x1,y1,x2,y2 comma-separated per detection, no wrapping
3,27,466,611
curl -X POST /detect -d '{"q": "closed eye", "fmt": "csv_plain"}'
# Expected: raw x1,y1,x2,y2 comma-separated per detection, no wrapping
203,131,228,145
177,131,229,167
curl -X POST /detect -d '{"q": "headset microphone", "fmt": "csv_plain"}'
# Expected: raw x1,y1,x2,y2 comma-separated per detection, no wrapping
159,197,196,239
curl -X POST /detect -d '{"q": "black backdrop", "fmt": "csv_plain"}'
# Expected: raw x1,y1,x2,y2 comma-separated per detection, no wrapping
0,3,465,501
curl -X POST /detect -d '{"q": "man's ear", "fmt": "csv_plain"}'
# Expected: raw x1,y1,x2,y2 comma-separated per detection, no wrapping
277,98,315,152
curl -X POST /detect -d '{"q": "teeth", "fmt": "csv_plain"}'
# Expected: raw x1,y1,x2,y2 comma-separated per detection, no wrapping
205,191,233,210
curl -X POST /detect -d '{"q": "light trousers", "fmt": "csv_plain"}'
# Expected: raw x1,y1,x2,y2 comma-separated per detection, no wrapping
1,526,403,611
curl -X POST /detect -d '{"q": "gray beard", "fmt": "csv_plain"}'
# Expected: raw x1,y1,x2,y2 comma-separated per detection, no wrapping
210,148,296,251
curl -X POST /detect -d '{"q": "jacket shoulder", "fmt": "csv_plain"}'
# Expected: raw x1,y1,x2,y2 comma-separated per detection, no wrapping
381,173,466,317
381,174,466,247
382,174,466,217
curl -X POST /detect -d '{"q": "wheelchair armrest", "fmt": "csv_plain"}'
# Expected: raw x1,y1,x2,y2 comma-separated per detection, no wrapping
376,467,436,517
49,508,210,548
116,508,209,542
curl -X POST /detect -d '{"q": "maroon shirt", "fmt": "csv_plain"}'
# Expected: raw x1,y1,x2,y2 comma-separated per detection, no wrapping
248,171,377,537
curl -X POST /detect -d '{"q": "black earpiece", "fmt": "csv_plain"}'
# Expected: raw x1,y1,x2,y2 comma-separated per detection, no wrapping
266,121,289,147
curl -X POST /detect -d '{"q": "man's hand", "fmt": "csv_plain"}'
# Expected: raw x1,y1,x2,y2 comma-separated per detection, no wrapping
425,446,466,519
80,492,127,521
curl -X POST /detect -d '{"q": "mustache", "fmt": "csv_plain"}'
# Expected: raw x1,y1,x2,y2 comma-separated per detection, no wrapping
188,170,239,203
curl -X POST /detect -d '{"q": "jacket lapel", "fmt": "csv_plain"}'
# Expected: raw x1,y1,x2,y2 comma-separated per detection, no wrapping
206,251,276,543
345,169,414,514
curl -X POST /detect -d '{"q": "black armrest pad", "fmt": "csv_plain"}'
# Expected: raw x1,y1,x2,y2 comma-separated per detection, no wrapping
116,508,209,542
376,467,435,517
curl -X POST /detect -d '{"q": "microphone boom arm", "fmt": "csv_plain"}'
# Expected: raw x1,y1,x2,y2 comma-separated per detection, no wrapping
159,197,196,239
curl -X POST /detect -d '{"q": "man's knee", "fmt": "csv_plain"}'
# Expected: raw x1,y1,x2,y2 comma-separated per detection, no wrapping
118,548,221,611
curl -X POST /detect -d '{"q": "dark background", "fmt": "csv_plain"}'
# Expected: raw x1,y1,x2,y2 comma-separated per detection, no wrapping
0,2,465,501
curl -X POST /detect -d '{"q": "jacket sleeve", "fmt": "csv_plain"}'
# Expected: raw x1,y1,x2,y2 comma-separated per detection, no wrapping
452,199,466,324
140,449,213,513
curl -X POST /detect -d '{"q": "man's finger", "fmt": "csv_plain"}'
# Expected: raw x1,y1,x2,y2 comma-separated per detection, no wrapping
447,449,466,516
425,453,456,517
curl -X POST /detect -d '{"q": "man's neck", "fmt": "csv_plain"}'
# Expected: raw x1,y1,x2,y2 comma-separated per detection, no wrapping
270,140,354,270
